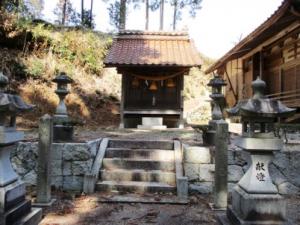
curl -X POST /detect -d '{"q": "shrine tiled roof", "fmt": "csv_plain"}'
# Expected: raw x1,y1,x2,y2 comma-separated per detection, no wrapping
104,30,202,67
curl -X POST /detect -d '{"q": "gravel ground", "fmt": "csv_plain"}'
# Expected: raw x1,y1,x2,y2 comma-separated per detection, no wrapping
40,193,216,225
38,193,300,225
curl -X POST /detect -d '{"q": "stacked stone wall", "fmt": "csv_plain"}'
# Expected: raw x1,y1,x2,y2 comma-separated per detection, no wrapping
11,139,102,191
184,142,300,195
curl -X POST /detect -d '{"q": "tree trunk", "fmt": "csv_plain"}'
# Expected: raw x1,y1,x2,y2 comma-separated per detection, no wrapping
90,0,93,28
62,0,67,25
172,0,177,30
159,0,164,30
145,0,149,30
81,0,84,25
119,0,126,31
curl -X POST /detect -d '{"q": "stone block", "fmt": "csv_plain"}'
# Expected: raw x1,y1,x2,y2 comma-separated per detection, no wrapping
142,117,163,126
51,176,63,187
177,176,188,199
199,164,214,182
184,146,211,164
189,182,213,194
12,143,37,172
51,160,62,176
228,165,244,182
52,143,63,160
83,173,96,194
11,157,28,175
62,161,72,176
228,182,236,193
0,180,26,213
227,148,249,166
184,163,200,181
269,163,287,186
22,170,37,185
71,160,93,176
86,139,101,157
273,150,300,187
63,143,91,161
277,182,300,195
63,176,83,191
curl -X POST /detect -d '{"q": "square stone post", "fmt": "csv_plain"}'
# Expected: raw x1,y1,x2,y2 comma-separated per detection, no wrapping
35,114,55,206
213,120,228,210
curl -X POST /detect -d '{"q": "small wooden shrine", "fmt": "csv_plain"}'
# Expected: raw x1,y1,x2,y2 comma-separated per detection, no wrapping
105,31,202,128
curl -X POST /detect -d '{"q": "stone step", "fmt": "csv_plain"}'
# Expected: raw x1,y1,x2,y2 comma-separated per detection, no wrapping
108,139,174,150
102,158,175,171
105,148,175,160
1,200,31,225
95,180,176,193
100,169,176,185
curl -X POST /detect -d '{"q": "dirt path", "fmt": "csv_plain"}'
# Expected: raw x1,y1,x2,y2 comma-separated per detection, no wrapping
39,193,300,225
40,194,216,225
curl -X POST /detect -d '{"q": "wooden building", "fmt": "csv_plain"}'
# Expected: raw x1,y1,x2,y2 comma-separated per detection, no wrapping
105,31,202,128
206,0,300,120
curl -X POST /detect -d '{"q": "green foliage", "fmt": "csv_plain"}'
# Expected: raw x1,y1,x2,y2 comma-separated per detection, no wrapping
25,57,44,77
11,20,112,78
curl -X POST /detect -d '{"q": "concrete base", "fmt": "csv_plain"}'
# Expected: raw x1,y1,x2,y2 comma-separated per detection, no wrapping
0,200,42,225
137,117,167,130
208,203,226,211
227,186,286,225
32,198,56,207
225,206,285,225
17,207,42,225
137,125,167,130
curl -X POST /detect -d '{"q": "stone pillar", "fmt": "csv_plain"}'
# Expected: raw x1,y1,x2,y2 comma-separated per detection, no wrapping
36,114,54,205
119,75,125,129
214,120,228,210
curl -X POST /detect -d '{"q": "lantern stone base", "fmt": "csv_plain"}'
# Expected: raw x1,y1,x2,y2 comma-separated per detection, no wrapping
218,185,286,225
53,125,74,142
0,180,42,225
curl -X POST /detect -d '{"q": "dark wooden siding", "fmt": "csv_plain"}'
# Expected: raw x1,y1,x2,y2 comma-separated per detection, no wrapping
124,75,183,110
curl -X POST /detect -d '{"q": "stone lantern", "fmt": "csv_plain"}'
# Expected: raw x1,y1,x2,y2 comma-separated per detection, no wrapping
203,74,227,145
219,77,295,225
0,72,42,224
52,72,74,141
208,73,227,121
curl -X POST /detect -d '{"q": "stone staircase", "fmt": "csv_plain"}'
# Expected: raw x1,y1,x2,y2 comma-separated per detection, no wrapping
95,139,181,195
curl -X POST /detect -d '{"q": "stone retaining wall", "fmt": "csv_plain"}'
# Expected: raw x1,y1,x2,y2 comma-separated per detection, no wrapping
11,138,102,191
184,143,300,195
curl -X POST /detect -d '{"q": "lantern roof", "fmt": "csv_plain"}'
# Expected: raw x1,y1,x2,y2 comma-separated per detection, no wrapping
207,74,227,87
0,73,34,115
52,72,73,84
227,77,295,118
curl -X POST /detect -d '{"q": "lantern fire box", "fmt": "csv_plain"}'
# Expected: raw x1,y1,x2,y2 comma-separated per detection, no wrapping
104,31,202,128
